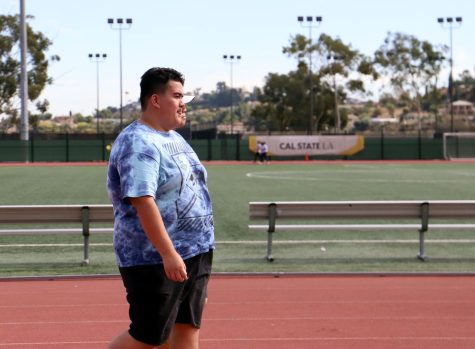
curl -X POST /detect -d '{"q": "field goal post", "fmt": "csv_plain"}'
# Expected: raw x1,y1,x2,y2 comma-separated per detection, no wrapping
443,132,475,160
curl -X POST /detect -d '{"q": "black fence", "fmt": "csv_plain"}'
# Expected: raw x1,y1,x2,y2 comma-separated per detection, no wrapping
0,131,450,162
0,132,244,162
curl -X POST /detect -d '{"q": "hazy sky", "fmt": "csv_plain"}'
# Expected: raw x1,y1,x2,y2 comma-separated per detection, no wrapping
2,0,474,116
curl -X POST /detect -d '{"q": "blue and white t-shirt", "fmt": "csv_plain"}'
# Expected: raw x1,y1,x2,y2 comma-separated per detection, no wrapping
107,121,215,267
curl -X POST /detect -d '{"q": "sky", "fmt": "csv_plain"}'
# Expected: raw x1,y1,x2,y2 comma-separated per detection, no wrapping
1,0,474,117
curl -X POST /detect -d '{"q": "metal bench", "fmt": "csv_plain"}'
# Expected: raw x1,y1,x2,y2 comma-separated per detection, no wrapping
249,200,475,262
0,205,114,265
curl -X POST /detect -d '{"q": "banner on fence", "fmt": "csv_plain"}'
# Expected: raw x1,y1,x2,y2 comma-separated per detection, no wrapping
249,135,364,156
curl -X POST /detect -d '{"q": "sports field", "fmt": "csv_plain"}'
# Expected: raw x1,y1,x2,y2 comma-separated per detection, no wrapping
0,161,474,276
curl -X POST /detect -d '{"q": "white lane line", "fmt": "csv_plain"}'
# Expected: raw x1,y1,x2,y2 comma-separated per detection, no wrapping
0,342,109,347
0,320,126,326
0,304,125,309
2,337,475,346
201,336,475,342
2,316,475,326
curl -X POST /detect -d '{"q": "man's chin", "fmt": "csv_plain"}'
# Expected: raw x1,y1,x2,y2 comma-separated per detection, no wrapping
177,117,187,127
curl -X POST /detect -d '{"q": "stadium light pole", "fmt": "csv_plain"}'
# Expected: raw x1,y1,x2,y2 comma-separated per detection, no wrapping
19,0,29,162
223,54,241,134
297,16,322,135
107,18,132,131
437,16,462,132
327,54,344,133
88,53,107,134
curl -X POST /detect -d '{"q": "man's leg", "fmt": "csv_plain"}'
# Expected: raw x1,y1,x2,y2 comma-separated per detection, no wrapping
109,330,165,349
168,323,200,349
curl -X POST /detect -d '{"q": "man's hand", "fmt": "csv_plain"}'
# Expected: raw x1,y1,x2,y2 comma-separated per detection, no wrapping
162,250,188,282
129,196,188,282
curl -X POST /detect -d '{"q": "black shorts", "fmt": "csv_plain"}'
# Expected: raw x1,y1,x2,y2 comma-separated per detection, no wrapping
118,250,213,346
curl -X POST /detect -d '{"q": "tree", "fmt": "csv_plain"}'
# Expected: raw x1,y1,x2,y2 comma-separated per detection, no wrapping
453,70,475,103
249,67,311,133
0,14,59,117
374,32,446,129
195,81,245,111
249,97,277,133
282,33,378,132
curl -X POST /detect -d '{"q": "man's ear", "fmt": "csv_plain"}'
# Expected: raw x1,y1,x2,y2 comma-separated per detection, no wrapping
151,94,160,109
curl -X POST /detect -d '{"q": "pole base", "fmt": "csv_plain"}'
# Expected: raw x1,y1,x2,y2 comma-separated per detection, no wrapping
417,254,428,262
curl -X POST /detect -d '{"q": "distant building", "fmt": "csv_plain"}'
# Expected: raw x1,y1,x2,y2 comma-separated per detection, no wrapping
370,116,399,125
452,100,474,116
217,121,246,134
344,114,359,130
52,115,74,128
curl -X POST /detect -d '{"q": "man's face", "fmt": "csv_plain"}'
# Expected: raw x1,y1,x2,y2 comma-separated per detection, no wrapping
155,80,187,131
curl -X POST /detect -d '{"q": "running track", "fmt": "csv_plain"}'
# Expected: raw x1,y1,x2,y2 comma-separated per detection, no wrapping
1,275,475,348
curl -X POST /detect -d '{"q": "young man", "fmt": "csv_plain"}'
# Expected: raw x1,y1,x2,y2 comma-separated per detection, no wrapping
107,67,215,349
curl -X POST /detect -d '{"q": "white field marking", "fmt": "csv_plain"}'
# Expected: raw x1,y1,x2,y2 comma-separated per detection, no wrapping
246,171,471,183
0,243,111,248
296,164,475,177
1,239,475,249
342,164,389,169
457,171,475,177
216,239,475,244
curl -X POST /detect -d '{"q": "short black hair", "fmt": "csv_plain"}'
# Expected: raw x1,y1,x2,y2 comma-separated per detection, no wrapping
139,67,185,110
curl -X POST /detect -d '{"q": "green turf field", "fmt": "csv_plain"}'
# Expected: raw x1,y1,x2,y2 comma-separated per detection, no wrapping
0,162,474,276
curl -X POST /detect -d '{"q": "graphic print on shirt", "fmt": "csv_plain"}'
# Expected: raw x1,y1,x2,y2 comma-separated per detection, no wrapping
162,141,214,234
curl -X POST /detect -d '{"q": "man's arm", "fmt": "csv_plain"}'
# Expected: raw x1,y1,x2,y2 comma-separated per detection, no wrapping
129,196,187,282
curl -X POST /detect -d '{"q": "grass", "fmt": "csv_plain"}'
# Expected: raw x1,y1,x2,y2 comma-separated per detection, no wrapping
0,162,474,276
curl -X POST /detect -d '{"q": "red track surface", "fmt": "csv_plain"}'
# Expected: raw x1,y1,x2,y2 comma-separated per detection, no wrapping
0,275,475,348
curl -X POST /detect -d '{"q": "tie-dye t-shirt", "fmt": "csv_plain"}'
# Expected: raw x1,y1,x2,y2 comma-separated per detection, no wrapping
107,121,215,267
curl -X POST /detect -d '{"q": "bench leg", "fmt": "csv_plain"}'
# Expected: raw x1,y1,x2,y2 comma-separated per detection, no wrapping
81,206,90,266
417,202,429,261
266,203,277,262
417,230,427,261
82,235,90,266
266,232,274,262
